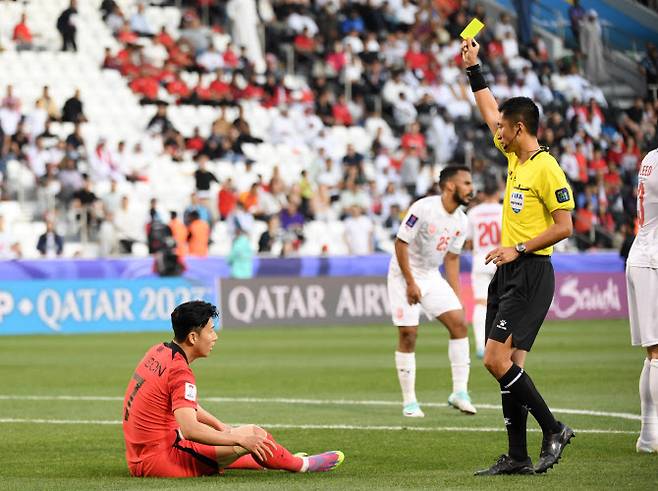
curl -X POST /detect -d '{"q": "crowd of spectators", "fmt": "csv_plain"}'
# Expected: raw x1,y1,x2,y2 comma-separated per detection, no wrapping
1,0,658,261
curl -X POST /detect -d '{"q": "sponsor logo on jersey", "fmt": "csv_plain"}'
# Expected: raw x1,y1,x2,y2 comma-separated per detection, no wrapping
184,382,197,401
555,187,570,203
510,192,524,213
405,214,418,227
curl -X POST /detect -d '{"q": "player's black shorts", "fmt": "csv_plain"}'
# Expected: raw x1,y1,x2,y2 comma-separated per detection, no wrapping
485,254,554,352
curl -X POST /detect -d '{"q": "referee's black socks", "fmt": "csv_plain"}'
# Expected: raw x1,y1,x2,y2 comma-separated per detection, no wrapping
500,386,529,461
498,364,561,437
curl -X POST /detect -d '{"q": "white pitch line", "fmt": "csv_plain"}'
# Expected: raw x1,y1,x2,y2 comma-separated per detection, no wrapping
0,394,640,421
0,418,635,434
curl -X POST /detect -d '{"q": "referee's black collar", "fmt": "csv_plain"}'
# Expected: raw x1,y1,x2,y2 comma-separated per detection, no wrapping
165,341,189,364
529,146,549,160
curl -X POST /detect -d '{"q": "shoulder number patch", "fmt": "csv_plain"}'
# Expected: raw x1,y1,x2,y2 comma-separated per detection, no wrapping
184,382,197,402
555,187,570,203
405,214,418,227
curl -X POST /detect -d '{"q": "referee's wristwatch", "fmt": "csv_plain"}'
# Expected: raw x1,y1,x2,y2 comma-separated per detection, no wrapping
515,243,527,255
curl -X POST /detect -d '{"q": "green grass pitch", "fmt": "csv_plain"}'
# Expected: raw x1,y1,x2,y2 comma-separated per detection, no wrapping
0,319,655,490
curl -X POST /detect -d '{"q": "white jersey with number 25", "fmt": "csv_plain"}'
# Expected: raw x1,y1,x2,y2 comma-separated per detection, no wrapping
466,202,503,275
389,196,468,279
628,148,658,268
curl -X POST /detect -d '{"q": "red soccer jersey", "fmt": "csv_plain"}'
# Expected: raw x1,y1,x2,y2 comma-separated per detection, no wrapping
123,342,198,466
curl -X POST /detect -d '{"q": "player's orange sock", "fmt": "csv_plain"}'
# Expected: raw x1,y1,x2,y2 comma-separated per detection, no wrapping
226,454,264,470
252,433,303,472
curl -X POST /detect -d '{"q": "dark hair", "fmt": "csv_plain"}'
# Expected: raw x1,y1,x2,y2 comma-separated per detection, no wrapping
438,165,470,189
171,301,218,341
482,176,499,196
499,97,539,136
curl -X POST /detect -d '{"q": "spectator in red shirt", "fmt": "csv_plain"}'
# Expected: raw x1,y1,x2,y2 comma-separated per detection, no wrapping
603,162,622,188
241,74,265,101
102,47,121,70
294,27,316,76
186,127,205,153
606,134,625,167
574,143,588,185
332,95,353,126
218,178,238,220
13,13,34,51
401,122,427,157
223,43,239,69
208,71,232,102
154,26,175,49
326,41,347,76
166,77,191,99
588,148,607,180
596,203,615,234
574,202,595,250
294,27,315,52
588,98,604,123
404,41,430,71
129,71,159,102
117,21,138,44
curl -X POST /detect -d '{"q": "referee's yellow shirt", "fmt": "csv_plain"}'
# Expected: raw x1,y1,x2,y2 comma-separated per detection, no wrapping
495,137,575,255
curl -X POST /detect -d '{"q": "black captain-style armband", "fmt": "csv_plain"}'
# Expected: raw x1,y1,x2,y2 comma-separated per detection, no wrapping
466,64,488,92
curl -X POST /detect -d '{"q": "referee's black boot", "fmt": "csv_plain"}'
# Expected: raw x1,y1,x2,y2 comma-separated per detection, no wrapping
474,454,534,476
535,422,575,474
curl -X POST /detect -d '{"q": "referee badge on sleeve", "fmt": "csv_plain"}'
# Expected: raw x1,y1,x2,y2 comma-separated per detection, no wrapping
555,187,570,203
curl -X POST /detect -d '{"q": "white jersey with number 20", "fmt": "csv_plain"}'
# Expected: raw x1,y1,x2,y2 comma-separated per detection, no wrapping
466,202,503,275
628,148,658,268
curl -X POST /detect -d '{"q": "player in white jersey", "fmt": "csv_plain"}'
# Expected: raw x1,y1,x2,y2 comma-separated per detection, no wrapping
626,147,658,453
465,177,503,359
388,166,476,417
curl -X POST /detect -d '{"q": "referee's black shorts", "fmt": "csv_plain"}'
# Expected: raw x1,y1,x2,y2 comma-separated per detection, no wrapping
485,254,554,352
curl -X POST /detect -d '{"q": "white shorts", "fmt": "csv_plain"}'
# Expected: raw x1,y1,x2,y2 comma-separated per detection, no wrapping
626,265,658,347
471,272,495,300
387,271,463,326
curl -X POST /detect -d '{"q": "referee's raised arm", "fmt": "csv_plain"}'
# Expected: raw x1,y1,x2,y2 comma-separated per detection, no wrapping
461,38,498,136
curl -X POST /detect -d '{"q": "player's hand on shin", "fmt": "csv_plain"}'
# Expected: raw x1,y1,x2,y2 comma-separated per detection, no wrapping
406,282,422,305
238,434,276,461
461,38,479,67
485,246,519,267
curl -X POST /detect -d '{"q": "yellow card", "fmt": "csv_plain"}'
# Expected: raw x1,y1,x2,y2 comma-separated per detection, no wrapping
460,18,485,40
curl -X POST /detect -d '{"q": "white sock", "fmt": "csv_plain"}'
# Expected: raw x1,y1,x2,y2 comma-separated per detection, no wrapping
473,304,487,354
300,457,309,472
639,358,658,444
395,351,417,406
448,337,470,394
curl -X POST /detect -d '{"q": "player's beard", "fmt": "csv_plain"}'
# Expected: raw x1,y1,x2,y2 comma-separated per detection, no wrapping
454,189,472,207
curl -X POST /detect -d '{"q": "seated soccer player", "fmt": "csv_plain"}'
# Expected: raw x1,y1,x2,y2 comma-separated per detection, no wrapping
122,300,344,477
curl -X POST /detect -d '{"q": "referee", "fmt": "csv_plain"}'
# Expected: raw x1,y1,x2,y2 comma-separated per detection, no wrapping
462,38,576,475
